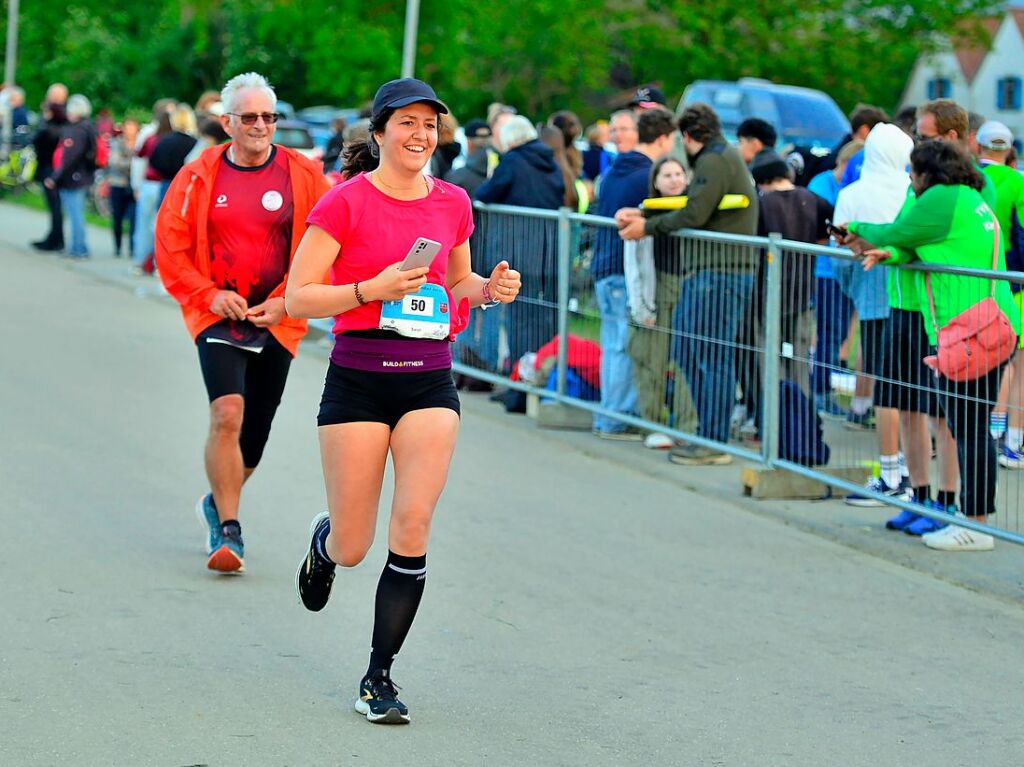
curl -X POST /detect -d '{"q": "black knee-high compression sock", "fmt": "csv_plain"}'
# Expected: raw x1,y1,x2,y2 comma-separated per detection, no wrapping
367,551,427,676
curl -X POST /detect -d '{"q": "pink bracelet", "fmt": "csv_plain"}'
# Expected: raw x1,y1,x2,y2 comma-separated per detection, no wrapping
482,280,496,303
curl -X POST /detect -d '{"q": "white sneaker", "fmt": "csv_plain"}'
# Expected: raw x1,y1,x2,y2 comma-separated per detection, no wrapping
643,432,674,450
922,519,995,551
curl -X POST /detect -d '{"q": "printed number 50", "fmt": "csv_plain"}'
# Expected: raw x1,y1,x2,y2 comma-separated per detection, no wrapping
410,298,427,312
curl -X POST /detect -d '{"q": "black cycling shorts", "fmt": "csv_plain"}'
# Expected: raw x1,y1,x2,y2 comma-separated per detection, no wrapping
195,328,293,469
317,364,461,429
876,309,941,416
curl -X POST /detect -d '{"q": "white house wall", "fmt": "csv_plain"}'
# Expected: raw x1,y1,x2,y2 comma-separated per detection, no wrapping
971,15,1024,140
900,49,969,110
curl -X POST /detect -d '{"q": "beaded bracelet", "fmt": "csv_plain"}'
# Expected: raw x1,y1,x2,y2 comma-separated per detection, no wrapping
482,280,498,304
354,281,367,306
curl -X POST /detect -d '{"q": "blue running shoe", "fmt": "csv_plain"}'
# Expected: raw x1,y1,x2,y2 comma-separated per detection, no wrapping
998,443,1024,469
885,508,921,531
195,493,221,554
904,503,951,536
208,520,244,573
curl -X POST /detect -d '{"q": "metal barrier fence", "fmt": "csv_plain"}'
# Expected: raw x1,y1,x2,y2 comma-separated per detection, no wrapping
449,202,1024,547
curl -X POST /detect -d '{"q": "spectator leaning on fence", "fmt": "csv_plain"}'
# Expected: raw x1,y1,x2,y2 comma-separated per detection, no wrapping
742,149,833,447
616,102,758,466
591,106,676,440
831,123,944,519
976,121,1024,468
849,140,1021,552
806,139,861,418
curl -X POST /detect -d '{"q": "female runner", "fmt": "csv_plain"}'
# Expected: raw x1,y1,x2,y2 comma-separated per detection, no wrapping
284,78,520,724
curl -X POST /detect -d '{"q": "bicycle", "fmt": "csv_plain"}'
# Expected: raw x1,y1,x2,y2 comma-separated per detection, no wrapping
0,144,38,197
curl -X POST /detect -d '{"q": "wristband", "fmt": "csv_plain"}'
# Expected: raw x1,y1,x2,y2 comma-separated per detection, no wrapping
481,280,500,307
354,282,368,306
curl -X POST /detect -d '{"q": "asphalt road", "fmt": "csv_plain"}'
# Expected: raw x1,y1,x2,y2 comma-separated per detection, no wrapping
2,205,1023,766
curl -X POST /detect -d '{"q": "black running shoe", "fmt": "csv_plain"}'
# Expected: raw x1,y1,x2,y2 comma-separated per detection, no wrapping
296,512,336,611
355,669,410,724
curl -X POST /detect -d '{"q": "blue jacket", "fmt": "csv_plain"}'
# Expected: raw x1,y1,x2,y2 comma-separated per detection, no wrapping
475,139,564,210
592,151,652,281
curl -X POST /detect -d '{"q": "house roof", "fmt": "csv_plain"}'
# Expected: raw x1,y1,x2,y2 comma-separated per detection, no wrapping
954,15,1002,85
1013,8,1024,40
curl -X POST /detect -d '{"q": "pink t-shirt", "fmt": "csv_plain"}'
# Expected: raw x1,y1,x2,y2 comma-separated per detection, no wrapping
306,173,474,335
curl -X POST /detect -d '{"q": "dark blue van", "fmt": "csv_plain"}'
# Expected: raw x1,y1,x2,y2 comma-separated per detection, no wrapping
677,78,850,149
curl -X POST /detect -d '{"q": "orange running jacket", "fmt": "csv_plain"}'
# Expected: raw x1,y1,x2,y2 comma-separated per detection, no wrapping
156,143,331,356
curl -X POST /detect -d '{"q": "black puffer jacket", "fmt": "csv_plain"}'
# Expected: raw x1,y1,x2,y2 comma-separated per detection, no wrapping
31,104,67,177
50,119,96,190
475,139,564,209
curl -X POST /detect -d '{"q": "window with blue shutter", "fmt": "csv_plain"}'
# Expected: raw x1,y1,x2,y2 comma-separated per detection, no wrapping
927,78,952,100
997,77,1022,111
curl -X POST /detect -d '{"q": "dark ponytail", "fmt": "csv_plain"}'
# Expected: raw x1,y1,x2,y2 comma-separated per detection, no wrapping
340,108,393,178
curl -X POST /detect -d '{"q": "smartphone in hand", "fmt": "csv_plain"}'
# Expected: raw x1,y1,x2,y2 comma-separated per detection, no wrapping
400,237,442,270
825,219,848,240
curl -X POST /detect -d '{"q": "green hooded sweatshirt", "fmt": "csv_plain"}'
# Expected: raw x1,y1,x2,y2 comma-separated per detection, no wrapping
849,182,1020,344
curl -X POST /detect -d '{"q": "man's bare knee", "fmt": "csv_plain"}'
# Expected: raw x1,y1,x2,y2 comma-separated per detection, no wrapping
210,395,244,435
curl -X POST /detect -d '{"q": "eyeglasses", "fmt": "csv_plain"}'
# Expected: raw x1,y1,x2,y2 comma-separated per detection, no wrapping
228,112,280,126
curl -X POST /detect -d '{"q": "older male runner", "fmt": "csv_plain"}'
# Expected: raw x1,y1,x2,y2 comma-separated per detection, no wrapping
157,72,329,573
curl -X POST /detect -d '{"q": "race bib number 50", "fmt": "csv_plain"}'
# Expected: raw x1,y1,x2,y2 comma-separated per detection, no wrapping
379,282,451,340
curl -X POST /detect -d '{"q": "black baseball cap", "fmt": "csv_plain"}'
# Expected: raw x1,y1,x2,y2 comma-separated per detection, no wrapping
464,119,491,138
629,84,667,108
372,78,448,120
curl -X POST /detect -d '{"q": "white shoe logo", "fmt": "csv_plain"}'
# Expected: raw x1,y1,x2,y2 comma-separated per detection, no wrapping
215,194,228,208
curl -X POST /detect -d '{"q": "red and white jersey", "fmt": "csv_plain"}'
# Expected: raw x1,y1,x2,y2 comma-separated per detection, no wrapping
208,147,294,306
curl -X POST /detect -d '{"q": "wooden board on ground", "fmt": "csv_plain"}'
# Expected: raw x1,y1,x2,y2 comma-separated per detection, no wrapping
741,465,872,500
527,394,593,431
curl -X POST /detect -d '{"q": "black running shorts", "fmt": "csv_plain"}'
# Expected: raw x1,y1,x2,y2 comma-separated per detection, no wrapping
317,364,461,429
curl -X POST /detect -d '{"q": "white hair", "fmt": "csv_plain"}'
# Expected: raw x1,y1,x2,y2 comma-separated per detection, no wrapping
500,115,538,151
66,94,92,120
220,72,277,114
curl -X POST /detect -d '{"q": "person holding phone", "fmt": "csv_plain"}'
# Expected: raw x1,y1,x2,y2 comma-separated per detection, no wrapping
285,78,520,724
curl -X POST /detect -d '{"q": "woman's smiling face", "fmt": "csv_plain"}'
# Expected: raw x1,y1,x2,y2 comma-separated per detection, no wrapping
376,102,438,174
655,160,687,197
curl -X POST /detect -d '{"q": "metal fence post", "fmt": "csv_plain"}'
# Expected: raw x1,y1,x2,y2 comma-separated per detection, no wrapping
762,233,783,465
555,207,571,396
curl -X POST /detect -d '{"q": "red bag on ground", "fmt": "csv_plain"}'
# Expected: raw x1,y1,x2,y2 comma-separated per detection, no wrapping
923,223,1017,382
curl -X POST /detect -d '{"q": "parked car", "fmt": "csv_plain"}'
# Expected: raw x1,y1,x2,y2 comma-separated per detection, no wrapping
276,100,297,121
274,119,321,161
677,78,850,149
296,105,361,150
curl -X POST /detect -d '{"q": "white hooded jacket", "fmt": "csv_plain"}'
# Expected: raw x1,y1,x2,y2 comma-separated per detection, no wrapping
833,123,914,320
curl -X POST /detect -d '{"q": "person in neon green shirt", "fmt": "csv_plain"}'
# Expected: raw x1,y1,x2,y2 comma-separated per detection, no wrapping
847,139,1019,551
977,120,1024,467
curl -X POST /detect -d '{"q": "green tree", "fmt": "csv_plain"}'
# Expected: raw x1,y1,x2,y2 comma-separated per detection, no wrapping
1,0,999,123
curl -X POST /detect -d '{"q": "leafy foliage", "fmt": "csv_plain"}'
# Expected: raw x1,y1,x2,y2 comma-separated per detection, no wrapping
2,0,997,124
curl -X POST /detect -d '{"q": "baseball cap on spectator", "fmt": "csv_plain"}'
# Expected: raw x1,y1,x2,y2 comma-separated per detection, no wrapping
630,84,667,109
464,119,492,139
977,120,1013,150
372,78,448,121
749,149,791,184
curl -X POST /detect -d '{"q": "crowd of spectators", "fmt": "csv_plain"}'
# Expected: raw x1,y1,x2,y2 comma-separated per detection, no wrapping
11,77,1024,551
